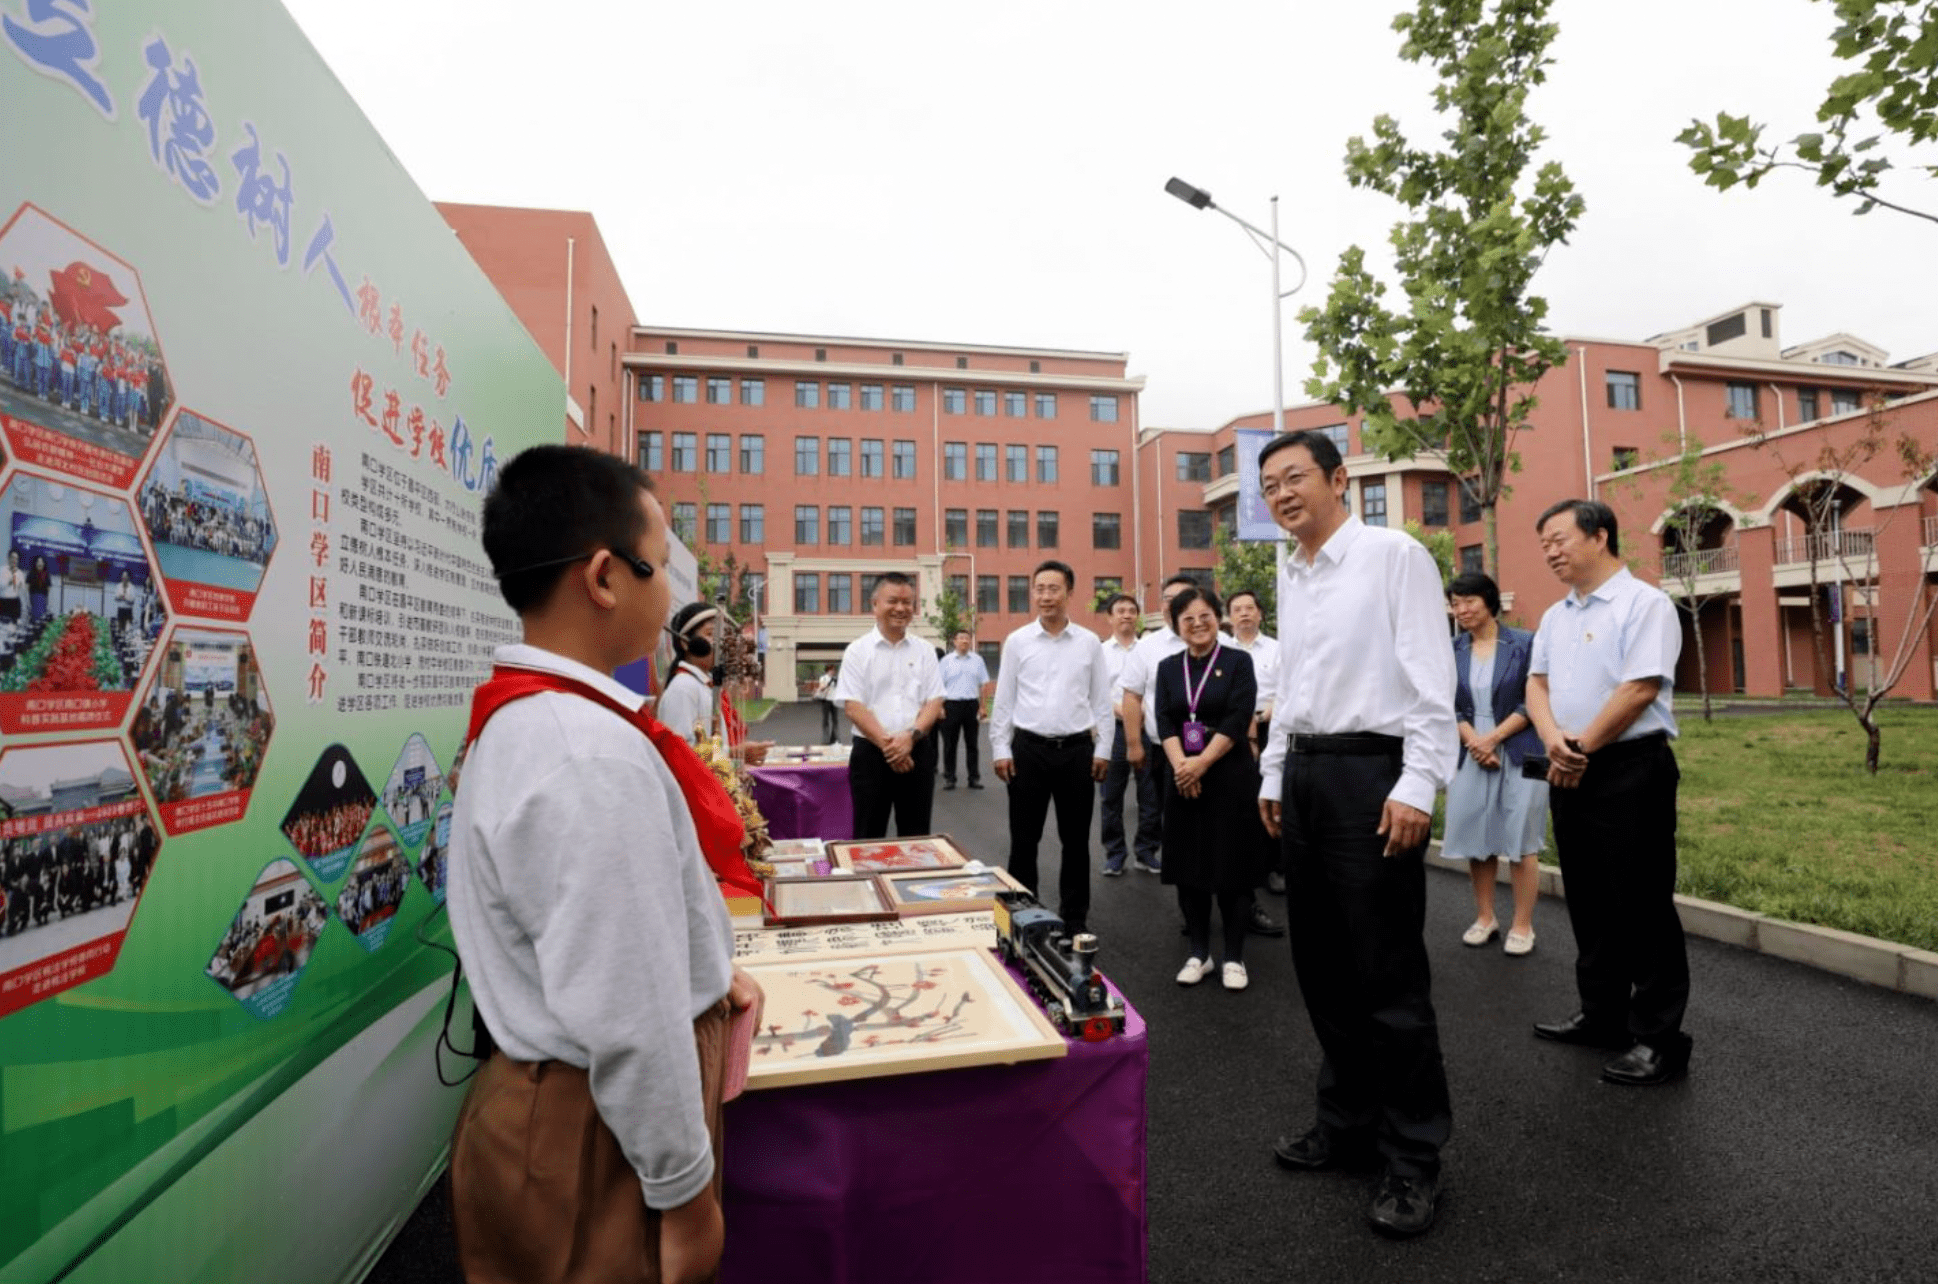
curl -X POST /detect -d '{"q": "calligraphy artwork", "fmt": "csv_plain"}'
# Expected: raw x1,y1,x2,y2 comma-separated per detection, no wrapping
743,946,1064,1089
827,834,969,875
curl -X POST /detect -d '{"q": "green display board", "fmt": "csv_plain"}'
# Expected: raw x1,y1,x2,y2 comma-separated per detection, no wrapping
0,5,561,1281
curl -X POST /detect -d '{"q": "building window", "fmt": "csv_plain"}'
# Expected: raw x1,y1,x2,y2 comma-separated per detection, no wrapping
893,507,917,546
892,353,905,366
1459,479,1482,524
1361,480,1387,527
860,439,884,478
1612,446,1640,471
1008,576,1030,613
589,306,598,350
641,374,664,402
1005,391,1027,417
1706,312,1748,346
706,433,731,472
1178,567,1215,591
860,574,880,603
1725,382,1759,420
1093,512,1122,550
639,432,663,472
815,347,828,362
827,574,852,615
943,388,967,415
1178,510,1213,549
1318,423,1351,455
977,641,1001,678
794,572,819,614
1217,505,1236,537
665,341,678,355
589,384,596,433
828,438,853,477
1035,445,1058,483
956,356,969,369
1459,545,1484,575
739,434,765,475
746,344,759,358
1035,392,1057,418
826,505,852,546
1007,509,1030,548
1005,444,1027,483
794,436,819,476
972,389,995,416
795,380,820,409
860,507,885,546
892,439,917,479
1830,388,1861,415
827,382,852,410
1091,449,1120,486
976,576,1000,615
976,443,997,482
740,377,764,406
739,504,764,543
1089,395,1119,422
670,502,697,543
706,376,731,404
671,432,697,472
892,384,916,412
860,383,884,411
671,375,697,404
945,508,968,547
947,574,969,605
1176,452,1211,483
1216,445,1235,477
1798,389,1820,420
976,509,998,548
1420,480,1450,527
794,505,819,545
1606,371,1641,411
1037,511,1059,549
944,441,967,481
705,503,731,543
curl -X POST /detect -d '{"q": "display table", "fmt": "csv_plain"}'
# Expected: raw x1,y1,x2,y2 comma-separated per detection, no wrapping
749,761,853,842
719,979,1147,1284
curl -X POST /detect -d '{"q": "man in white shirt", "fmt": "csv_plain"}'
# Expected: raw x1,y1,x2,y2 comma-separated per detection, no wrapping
835,573,945,838
449,444,752,1284
812,664,840,742
936,630,990,790
1526,498,1690,1087
1096,593,1158,875
1227,588,1283,894
656,601,719,744
989,560,1112,935
1254,429,1457,1239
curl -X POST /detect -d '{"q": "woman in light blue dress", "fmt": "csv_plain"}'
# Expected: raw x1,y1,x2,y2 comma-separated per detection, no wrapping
1443,571,1548,956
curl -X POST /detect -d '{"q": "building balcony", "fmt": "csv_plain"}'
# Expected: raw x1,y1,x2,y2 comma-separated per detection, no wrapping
1771,528,1877,586
1661,545,1739,581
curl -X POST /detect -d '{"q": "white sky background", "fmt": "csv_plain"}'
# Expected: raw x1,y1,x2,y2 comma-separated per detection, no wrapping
280,0,1934,430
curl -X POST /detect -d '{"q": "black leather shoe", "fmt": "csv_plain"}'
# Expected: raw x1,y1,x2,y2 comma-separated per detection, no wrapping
1601,1037,1692,1086
1272,1127,1338,1171
1248,904,1286,937
1367,1171,1438,1238
1532,1012,1632,1049
1265,871,1286,895
967,781,984,790
942,780,956,790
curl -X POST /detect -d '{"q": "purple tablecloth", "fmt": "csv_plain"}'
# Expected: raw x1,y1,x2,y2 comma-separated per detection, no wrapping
720,978,1148,1284
750,761,853,842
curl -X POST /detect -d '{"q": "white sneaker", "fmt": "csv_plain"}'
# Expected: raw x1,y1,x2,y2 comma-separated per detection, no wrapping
1461,920,1500,947
1504,928,1536,957
1175,956,1215,986
1221,962,1249,991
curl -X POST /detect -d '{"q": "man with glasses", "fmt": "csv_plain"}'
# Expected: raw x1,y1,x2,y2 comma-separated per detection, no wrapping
835,573,945,838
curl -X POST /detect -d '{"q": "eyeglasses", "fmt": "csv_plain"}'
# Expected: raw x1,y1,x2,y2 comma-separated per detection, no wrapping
1259,470,1318,498
495,548,655,580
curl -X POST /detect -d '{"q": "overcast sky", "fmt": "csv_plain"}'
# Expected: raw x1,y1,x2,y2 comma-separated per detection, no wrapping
282,0,1935,430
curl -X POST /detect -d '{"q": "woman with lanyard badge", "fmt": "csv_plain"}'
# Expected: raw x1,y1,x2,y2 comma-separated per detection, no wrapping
1154,585,1263,991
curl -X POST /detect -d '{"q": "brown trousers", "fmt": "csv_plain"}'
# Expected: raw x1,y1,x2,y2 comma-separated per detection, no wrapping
450,1000,731,1284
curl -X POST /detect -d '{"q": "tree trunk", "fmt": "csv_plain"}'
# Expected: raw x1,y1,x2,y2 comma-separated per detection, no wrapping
1688,599,1712,722
1483,502,1498,583
1863,710,1881,775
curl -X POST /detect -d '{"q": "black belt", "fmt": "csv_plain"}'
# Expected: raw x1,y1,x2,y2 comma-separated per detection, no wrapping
1288,732,1403,756
1015,728,1092,749
1585,731,1669,761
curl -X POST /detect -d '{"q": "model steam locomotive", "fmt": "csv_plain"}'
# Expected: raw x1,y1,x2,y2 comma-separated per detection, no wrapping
992,890,1126,1041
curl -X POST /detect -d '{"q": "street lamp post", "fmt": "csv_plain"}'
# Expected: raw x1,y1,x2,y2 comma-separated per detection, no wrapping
1163,177,1308,436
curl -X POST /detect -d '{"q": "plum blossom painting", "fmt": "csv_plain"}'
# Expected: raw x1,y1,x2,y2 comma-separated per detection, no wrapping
742,947,1064,1088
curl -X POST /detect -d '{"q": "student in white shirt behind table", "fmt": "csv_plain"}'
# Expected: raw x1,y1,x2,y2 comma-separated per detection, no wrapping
656,601,721,744
835,572,945,839
988,560,1112,936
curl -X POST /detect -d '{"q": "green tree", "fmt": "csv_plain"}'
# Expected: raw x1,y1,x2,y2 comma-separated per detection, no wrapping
1649,432,1756,723
1679,1,1938,225
1212,525,1281,621
1403,520,1458,588
924,582,975,645
1299,0,1583,578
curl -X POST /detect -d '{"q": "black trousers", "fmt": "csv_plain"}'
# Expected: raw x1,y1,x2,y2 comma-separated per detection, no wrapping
848,735,937,839
1099,718,1161,869
819,698,840,743
1280,744,1451,1181
1549,734,1689,1044
939,698,981,783
1006,730,1098,931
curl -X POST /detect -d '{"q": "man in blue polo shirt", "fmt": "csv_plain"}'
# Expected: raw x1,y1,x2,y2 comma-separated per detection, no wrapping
936,630,989,790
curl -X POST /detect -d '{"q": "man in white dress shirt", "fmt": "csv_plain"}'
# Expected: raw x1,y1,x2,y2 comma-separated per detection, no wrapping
1254,429,1457,1239
1096,593,1159,876
835,573,945,838
936,630,990,790
1227,588,1284,894
989,560,1112,935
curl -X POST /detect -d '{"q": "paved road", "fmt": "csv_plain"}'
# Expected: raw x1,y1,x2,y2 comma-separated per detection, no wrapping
371,700,1938,1284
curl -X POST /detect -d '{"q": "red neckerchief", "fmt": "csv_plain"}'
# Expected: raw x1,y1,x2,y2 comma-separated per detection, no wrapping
462,665,762,900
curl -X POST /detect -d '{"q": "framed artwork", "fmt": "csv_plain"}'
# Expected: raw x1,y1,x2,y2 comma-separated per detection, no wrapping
743,946,1066,1089
766,838,827,860
828,834,969,875
881,866,1026,916
763,875,896,927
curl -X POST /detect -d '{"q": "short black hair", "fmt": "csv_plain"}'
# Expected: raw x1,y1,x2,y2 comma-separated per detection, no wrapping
1101,592,1139,614
1536,498,1620,557
1032,559,1075,590
1257,428,1345,477
1166,584,1222,632
483,444,654,614
872,571,916,600
1160,573,1199,594
1225,588,1261,613
952,629,972,640
1446,571,1501,617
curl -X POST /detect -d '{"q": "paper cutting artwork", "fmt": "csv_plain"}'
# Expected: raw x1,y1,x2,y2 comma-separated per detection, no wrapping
829,835,967,874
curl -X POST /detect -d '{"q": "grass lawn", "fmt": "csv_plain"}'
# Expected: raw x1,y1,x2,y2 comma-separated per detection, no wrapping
1673,708,1938,953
